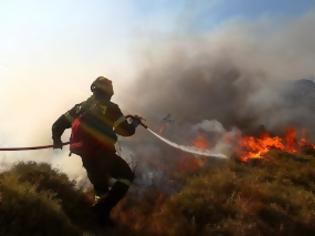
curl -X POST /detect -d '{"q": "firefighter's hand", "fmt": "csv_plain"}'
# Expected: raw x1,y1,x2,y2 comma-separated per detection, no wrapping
132,115,142,128
53,138,63,150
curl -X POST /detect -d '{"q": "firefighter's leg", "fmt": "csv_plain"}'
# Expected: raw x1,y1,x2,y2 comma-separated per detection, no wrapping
81,156,109,198
93,153,134,224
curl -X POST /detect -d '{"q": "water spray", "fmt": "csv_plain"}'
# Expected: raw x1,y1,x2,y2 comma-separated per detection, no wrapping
126,115,227,159
146,128,227,159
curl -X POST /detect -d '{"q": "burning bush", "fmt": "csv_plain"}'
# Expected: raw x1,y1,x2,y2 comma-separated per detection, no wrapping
239,128,315,161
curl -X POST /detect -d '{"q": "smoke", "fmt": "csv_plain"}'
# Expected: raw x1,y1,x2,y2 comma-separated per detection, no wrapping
125,12,315,137
0,76,90,183
113,11,315,189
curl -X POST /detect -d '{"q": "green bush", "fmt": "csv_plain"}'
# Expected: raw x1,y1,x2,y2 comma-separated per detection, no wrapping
7,162,93,227
0,161,118,235
0,167,79,235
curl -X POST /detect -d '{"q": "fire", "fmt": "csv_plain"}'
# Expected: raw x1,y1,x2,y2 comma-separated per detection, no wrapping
192,133,209,149
176,156,205,173
240,128,315,161
175,132,210,173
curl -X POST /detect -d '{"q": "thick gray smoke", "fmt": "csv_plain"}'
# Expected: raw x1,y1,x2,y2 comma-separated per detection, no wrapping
125,12,315,139
115,12,315,189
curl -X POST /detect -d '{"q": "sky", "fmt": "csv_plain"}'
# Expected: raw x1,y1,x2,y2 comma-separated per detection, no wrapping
0,1,314,83
0,0,314,178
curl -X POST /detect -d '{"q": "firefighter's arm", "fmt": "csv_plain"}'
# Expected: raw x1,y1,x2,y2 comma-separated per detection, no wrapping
113,106,138,137
51,103,84,148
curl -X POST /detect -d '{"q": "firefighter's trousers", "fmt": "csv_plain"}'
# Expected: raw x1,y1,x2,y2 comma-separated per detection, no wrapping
81,149,134,216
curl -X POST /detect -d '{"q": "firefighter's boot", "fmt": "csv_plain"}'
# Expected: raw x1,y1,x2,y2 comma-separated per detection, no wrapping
92,181,130,227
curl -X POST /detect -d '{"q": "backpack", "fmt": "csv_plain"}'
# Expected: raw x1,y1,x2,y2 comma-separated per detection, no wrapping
69,98,117,156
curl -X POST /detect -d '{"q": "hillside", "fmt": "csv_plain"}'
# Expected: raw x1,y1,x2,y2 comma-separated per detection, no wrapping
1,149,315,235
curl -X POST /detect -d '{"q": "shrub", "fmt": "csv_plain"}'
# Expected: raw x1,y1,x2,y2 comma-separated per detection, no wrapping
1,151,315,235
115,151,315,236
7,162,93,227
0,170,79,235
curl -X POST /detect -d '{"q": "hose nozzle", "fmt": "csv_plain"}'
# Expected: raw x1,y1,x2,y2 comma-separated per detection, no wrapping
125,115,148,129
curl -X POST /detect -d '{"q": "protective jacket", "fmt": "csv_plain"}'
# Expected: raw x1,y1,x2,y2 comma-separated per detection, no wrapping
52,95,135,156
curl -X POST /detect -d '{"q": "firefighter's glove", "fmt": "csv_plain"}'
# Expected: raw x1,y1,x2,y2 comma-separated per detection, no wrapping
132,115,142,128
53,138,63,150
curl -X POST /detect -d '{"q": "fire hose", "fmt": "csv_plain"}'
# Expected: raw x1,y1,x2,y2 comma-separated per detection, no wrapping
0,115,144,152
0,116,227,158
0,142,71,151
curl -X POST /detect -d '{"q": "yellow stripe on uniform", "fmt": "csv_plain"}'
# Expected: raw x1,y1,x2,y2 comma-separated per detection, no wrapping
113,115,126,128
116,178,132,186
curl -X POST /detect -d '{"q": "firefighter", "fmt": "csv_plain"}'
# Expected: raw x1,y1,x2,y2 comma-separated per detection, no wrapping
52,76,140,226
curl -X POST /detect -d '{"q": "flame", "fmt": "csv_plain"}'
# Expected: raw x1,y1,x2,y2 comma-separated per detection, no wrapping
175,133,210,173
176,156,205,173
240,128,315,161
192,133,209,149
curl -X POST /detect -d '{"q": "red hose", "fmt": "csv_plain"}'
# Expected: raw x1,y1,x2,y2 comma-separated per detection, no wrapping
0,142,70,151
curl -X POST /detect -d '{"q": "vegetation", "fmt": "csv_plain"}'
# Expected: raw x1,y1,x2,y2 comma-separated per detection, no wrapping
0,162,92,235
0,150,315,235
115,150,315,236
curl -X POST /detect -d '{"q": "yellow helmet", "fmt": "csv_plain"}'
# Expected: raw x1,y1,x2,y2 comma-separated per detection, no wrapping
90,76,114,97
